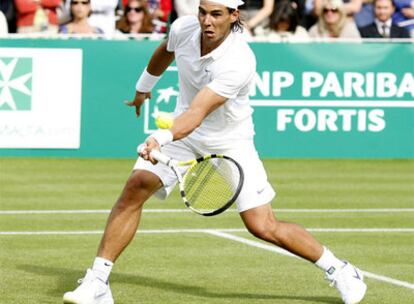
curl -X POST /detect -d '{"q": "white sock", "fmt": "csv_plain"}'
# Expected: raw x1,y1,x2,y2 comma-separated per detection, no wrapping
92,257,113,283
315,247,345,275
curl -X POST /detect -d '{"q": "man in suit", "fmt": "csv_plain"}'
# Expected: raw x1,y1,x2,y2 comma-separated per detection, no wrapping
359,0,410,38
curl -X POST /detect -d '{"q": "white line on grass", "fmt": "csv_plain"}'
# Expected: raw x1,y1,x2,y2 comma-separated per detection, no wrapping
0,229,213,235
1,208,414,215
205,230,414,291
361,271,414,290
0,210,111,215
309,228,414,232
204,230,299,259
1,228,414,235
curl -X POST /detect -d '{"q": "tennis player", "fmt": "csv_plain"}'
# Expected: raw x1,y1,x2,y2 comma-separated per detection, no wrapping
63,1,367,303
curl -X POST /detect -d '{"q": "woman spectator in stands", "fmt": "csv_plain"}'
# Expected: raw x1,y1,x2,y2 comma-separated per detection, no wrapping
14,0,61,34
255,0,310,41
314,0,374,28
116,0,153,34
59,0,103,34
309,0,360,37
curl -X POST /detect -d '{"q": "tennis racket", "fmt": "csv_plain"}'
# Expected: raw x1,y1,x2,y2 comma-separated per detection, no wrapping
139,148,244,216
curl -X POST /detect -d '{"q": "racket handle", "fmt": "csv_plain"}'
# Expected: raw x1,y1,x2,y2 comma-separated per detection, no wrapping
150,149,172,166
137,144,172,166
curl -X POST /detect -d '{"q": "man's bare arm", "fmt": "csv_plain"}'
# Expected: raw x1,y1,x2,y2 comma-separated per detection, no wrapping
125,40,175,117
171,87,227,140
142,87,228,162
146,40,175,76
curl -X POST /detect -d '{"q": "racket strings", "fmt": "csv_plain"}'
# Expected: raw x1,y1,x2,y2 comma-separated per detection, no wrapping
185,160,217,203
184,158,240,211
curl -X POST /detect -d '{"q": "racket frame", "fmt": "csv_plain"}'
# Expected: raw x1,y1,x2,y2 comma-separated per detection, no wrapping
150,150,244,216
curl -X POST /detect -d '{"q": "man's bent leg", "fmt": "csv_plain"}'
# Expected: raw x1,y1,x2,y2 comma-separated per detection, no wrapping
240,203,367,304
240,203,323,262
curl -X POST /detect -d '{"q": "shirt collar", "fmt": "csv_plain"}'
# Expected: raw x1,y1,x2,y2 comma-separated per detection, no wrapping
375,18,392,28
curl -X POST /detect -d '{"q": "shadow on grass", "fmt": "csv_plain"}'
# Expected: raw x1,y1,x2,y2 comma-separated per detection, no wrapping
19,264,341,304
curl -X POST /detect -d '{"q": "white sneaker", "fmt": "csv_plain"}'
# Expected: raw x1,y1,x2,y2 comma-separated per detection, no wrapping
326,261,367,304
63,269,114,304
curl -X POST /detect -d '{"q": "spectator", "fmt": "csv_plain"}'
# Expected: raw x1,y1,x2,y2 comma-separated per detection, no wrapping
116,0,153,34
239,0,275,33
59,0,103,34
314,0,374,28
359,0,410,37
146,0,172,33
315,0,362,17
0,10,8,35
88,0,118,35
255,0,310,41
1,0,17,33
309,0,361,37
393,0,414,37
14,0,61,34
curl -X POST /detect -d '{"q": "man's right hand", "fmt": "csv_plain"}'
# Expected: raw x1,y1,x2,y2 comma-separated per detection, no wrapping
125,91,151,117
139,137,161,165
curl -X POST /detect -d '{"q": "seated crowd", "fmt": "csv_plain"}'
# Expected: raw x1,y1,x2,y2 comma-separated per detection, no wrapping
0,0,412,39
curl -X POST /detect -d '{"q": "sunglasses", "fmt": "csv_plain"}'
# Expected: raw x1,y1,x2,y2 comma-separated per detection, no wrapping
323,8,339,13
71,1,90,5
126,7,143,13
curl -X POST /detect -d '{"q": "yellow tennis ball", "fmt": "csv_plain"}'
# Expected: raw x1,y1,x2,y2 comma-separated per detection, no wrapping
155,111,174,129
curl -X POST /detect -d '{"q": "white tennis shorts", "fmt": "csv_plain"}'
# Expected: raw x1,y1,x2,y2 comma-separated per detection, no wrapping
133,137,276,213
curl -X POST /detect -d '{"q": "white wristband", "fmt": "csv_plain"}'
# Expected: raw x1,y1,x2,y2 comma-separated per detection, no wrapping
148,129,173,147
136,68,161,92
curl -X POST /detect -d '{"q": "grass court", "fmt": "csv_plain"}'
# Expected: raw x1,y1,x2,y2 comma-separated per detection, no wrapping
0,157,413,303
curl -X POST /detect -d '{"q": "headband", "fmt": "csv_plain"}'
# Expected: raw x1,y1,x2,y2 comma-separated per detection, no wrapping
206,0,245,9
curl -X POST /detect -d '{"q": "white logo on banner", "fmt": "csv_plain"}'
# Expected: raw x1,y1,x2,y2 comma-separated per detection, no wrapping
0,58,32,111
0,48,82,148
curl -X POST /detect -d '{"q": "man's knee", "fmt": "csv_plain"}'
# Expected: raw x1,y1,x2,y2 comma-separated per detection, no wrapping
117,170,162,208
126,170,161,192
241,205,280,241
246,216,280,243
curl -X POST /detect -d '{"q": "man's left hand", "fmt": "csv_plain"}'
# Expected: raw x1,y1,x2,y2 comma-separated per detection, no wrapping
125,91,151,117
